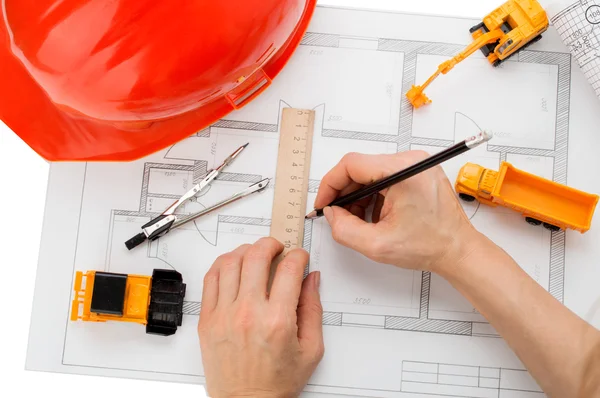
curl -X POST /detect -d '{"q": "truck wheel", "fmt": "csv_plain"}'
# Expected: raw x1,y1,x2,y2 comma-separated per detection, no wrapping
543,223,561,232
459,193,476,202
525,217,542,226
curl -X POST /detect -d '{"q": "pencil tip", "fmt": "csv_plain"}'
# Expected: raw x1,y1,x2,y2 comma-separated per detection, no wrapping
242,142,249,148
305,210,317,219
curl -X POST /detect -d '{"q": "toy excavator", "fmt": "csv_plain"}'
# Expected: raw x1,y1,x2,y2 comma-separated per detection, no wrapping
406,0,549,108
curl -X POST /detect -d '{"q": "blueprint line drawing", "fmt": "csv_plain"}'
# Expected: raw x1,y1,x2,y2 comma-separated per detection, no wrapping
26,6,600,398
400,360,545,397
91,26,571,343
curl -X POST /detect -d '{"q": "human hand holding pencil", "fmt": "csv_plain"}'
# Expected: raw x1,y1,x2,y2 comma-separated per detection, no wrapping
309,132,492,272
306,131,492,219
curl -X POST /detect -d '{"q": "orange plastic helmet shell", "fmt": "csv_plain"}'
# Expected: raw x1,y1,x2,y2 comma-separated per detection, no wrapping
0,0,316,161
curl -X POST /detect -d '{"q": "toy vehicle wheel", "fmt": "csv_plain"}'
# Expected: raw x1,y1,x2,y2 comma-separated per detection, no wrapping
469,22,486,34
530,34,542,44
459,193,476,202
525,217,542,226
543,222,560,232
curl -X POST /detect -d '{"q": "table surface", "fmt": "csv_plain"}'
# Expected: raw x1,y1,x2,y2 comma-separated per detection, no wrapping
0,1,506,397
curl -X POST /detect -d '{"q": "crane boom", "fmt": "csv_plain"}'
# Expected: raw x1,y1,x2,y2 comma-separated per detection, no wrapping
405,0,549,109
406,30,504,108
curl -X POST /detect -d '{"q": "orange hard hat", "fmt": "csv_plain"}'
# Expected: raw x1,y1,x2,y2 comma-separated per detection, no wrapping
0,0,316,161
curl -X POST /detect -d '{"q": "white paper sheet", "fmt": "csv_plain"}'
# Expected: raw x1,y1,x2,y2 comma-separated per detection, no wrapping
25,5,600,398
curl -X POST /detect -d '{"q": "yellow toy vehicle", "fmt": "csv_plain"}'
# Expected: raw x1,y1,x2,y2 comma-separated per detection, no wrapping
70,268,186,336
455,162,599,233
407,0,549,108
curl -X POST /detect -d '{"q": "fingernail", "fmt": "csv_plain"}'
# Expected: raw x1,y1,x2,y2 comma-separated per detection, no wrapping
323,206,333,223
313,271,321,289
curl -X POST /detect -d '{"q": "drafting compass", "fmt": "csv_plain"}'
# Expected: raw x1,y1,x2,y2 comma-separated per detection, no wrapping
125,143,270,250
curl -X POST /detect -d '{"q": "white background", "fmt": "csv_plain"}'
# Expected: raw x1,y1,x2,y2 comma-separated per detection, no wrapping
0,0,564,397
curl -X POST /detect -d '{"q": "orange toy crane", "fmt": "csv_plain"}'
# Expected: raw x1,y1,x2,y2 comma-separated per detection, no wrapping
455,162,599,233
407,0,549,108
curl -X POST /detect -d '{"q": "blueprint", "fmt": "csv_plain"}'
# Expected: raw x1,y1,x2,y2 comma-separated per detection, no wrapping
545,0,600,101
25,5,600,398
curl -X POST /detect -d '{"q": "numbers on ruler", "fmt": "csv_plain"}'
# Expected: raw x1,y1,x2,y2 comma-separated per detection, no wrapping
271,108,314,257
281,132,306,246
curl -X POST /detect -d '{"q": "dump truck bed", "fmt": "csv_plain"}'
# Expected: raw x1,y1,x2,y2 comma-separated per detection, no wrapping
492,163,598,229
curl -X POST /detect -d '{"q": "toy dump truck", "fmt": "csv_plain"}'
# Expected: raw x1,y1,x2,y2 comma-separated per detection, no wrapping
407,0,549,108
455,162,599,233
70,268,186,336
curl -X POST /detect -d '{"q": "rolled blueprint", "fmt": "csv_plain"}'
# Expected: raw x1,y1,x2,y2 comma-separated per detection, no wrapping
544,0,600,100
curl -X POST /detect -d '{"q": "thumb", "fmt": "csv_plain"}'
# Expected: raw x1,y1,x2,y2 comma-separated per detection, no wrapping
297,271,324,361
323,206,379,254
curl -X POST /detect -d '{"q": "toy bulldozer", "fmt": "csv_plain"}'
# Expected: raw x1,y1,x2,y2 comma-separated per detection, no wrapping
407,0,549,108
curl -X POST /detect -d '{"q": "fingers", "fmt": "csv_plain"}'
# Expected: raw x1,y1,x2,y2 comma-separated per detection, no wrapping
314,152,421,209
200,262,220,316
337,182,372,220
314,153,383,209
323,206,380,255
349,203,366,219
372,193,385,223
238,237,283,298
269,248,310,308
217,244,250,304
297,271,324,361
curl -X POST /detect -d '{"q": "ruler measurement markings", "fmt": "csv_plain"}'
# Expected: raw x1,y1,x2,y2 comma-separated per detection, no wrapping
270,108,315,263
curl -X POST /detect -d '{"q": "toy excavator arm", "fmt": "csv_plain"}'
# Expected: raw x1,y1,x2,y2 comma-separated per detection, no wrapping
438,30,505,74
406,29,505,108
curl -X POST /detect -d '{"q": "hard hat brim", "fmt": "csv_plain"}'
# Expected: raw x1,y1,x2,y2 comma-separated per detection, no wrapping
0,0,316,162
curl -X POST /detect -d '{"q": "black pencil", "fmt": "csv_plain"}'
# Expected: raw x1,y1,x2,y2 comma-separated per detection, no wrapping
305,131,493,219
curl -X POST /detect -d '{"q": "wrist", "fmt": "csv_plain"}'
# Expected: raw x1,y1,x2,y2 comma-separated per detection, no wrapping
431,224,491,280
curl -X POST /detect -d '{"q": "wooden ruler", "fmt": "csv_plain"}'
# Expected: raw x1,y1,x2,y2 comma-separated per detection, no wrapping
270,108,315,264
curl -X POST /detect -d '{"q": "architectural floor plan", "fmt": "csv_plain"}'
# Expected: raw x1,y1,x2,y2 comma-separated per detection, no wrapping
25,5,600,398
